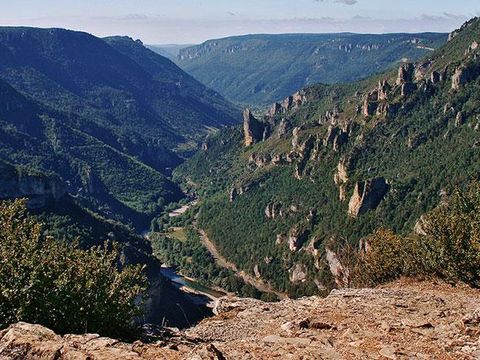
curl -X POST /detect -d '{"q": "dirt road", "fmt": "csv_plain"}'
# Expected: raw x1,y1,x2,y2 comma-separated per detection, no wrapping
197,228,287,299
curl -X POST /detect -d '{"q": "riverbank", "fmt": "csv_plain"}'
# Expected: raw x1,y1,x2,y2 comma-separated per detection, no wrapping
150,199,287,302
159,266,227,303
168,199,199,217
142,221,228,305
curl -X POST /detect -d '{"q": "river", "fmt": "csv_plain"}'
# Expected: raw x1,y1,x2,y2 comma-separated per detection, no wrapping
143,228,226,301
159,266,226,300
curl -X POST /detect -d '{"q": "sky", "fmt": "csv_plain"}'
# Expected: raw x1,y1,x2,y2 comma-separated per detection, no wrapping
0,0,478,44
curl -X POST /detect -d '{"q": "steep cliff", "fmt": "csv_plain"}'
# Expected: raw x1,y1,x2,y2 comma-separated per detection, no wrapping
175,17,480,297
0,160,66,209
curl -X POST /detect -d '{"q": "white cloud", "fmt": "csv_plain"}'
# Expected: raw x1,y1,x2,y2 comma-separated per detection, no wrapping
313,0,358,5
335,0,358,5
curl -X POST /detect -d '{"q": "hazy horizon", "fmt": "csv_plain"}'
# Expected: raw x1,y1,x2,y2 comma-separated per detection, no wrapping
0,0,478,44
147,30,452,47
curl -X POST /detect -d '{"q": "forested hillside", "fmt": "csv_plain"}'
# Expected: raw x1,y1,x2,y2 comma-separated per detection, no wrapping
175,18,480,297
176,32,447,105
0,78,181,227
0,27,240,227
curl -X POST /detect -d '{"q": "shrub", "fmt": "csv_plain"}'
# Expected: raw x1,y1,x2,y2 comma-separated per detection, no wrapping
354,182,480,287
0,199,147,338
352,228,416,286
419,181,480,285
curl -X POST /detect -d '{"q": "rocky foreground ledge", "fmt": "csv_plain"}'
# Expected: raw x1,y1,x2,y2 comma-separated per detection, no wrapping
0,280,479,359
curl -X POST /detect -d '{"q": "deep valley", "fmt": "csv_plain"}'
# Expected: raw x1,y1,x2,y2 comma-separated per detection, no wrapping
0,8,479,359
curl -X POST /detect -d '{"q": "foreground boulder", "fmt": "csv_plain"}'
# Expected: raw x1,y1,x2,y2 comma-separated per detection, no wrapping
1,280,479,359
0,322,183,359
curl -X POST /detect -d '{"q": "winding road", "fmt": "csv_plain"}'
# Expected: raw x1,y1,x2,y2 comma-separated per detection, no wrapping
197,228,288,299
166,198,288,299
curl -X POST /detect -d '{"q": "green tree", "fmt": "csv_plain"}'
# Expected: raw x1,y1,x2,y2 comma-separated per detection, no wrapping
419,181,480,286
0,199,147,338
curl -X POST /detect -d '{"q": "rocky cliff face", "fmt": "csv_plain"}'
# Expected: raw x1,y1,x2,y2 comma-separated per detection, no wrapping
0,161,66,209
452,62,480,90
243,109,265,146
348,178,389,218
175,17,480,298
1,280,479,359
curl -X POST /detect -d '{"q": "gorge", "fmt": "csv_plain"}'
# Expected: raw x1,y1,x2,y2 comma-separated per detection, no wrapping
0,11,480,359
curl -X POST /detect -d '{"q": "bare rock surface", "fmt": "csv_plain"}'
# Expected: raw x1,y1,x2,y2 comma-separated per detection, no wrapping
348,177,389,217
1,280,480,359
242,108,264,147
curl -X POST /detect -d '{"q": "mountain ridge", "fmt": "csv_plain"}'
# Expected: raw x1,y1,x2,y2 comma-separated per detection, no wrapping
175,32,448,105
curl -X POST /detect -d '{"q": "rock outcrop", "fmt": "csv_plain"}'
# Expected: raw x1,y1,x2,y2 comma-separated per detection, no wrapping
267,102,282,117
377,79,391,100
201,134,211,151
362,90,379,117
325,247,349,287
451,63,480,90
288,225,310,252
297,135,316,158
456,111,466,127
288,263,308,283
414,215,428,236
334,157,350,185
414,61,431,81
292,91,308,108
276,233,287,245
362,62,423,120
245,106,299,146
268,91,308,117
271,118,290,139
264,202,282,219
348,177,389,217
430,70,441,84
243,108,264,146
375,101,398,118
249,153,272,168
229,187,238,202
334,155,354,201
396,62,415,85
282,96,294,112
291,127,301,149
2,280,479,359
0,160,67,209
466,41,479,55
401,82,416,97
271,154,284,165
290,132,317,179
80,166,102,195
323,125,349,151
395,63,418,97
